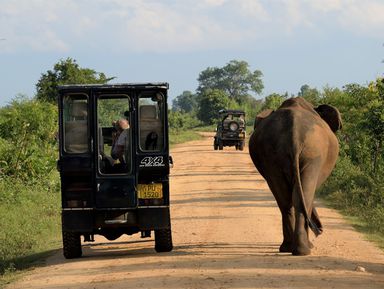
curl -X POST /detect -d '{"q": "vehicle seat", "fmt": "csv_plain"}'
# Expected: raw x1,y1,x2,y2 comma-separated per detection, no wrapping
65,101,88,153
139,105,163,150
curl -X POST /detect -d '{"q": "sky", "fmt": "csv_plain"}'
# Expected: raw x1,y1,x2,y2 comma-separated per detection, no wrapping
0,0,383,107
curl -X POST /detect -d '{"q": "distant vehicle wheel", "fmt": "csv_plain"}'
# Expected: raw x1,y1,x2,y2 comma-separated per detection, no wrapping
219,140,223,150
62,231,82,259
155,228,173,252
214,140,218,150
239,141,245,151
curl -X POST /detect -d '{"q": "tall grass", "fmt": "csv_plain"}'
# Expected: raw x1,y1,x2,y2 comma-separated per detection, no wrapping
0,174,61,282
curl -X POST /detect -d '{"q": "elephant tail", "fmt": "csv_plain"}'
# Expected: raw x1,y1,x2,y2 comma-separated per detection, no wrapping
293,153,322,237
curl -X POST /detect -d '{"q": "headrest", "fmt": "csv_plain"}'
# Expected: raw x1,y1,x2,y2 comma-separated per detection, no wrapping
140,105,157,119
71,101,87,118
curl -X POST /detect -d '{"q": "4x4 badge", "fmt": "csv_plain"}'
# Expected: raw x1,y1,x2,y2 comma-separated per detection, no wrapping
140,156,165,167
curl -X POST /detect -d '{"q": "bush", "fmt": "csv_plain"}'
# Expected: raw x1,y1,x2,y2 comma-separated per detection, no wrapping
0,97,57,180
0,98,61,276
319,156,384,234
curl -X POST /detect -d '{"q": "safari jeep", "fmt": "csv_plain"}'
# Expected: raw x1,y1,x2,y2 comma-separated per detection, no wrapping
57,83,173,259
213,109,246,151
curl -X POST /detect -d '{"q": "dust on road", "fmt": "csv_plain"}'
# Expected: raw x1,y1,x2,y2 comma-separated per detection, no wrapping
6,133,384,289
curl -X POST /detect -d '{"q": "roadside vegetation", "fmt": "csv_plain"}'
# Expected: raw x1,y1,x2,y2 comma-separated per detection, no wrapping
1,57,383,284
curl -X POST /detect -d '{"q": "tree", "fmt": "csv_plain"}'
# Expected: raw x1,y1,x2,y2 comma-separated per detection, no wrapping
172,91,197,113
197,60,263,104
35,58,114,103
197,89,230,125
365,78,384,175
298,84,321,105
261,93,288,110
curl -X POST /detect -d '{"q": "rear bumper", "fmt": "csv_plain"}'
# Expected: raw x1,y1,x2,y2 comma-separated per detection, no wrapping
220,137,244,141
62,207,171,233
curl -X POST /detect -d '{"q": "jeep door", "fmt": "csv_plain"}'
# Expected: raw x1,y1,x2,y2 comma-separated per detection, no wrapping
94,93,136,209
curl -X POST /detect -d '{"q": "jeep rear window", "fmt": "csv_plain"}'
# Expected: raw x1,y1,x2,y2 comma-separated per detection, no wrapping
97,95,131,175
63,94,89,154
139,93,164,152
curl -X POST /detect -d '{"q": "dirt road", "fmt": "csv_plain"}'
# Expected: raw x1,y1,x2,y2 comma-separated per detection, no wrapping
7,133,384,289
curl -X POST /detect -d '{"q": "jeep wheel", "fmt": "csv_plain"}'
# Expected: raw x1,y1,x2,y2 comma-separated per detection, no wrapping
218,140,223,150
214,141,218,150
62,231,82,259
239,141,245,151
155,228,173,252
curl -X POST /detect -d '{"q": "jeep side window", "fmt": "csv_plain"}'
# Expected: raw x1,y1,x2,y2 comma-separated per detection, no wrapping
63,94,89,153
97,95,131,174
139,93,164,152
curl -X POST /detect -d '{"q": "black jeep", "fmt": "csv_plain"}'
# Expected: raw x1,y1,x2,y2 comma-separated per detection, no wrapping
213,109,246,151
57,83,173,258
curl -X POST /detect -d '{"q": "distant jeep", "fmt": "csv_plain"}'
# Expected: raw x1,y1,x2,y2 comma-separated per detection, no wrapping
213,109,246,151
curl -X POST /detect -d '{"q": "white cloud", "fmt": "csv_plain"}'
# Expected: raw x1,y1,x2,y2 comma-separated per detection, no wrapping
0,0,383,54
200,0,227,7
338,1,384,37
237,0,269,20
306,0,343,12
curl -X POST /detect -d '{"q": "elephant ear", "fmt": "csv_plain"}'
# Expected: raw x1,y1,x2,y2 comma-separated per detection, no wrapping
315,104,342,132
254,109,273,130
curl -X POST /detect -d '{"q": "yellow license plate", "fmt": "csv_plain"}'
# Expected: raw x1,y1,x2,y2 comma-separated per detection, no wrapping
138,183,163,199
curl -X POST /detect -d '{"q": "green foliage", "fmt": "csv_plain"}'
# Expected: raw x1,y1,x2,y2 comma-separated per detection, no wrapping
323,80,384,178
197,59,264,103
318,78,384,239
169,110,201,131
172,91,198,113
261,93,288,111
98,97,129,127
0,97,57,179
0,97,61,277
195,59,264,125
319,156,384,234
35,58,114,103
298,84,321,105
197,89,230,125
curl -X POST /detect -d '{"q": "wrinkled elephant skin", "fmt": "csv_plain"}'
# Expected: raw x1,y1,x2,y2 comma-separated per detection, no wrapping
249,97,342,255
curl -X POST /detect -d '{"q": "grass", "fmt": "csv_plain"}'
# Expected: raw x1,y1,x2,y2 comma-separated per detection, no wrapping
343,215,384,250
169,129,204,146
0,175,62,287
320,196,384,251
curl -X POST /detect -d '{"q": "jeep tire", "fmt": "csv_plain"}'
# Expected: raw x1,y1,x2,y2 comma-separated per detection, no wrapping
218,140,224,150
62,231,82,259
239,141,245,151
155,228,173,252
214,139,218,150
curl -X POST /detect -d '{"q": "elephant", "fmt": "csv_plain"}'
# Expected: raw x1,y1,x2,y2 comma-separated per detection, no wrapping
249,97,342,255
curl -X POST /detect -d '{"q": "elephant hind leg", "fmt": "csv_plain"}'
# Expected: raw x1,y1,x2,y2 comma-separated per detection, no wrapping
279,206,295,253
264,175,295,253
